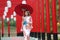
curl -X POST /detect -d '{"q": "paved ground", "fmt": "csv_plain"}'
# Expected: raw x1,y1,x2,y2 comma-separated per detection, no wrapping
1,37,38,40
1,34,60,40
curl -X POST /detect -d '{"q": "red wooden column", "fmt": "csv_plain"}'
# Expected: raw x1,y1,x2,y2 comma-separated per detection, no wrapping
41,0,45,40
52,0,58,40
7,9,12,37
37,0,41,33
34,0,41,39
37,0,41,40
52,0,57,34
46,0,50,33
8,21,10,37
41,0,44,33
2,17,4,37
46,0,51,40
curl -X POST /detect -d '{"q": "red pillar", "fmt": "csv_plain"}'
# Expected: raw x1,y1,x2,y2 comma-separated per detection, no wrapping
41,0,44,33
8,21,10,37
37,0,41,32
52,0,57,33
46,0,50,33
52,0,58,40
34,0,41,33
2,17,4,37
41,0,45,40
16,15,22,35
46,0,51,40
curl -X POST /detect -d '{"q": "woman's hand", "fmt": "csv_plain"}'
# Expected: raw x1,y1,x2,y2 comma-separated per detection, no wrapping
26,23,32,30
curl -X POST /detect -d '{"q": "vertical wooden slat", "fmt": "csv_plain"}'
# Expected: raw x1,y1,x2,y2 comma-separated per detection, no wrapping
52,0,57,33
46,0,50,33
34,0,38,38
2,17,4,37
41,0,44,33
37,0,41,33
46,0,51,40
52,0,58,40
41,0,45,40
35,0,41,39
37,0,41,40
8,21,10,37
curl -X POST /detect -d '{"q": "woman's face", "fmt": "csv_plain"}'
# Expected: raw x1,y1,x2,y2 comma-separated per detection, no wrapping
25,11,28,16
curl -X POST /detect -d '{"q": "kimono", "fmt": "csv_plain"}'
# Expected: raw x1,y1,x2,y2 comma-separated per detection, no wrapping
22,16,33,36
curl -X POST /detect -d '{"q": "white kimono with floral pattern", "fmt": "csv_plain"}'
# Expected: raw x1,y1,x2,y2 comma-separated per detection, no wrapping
21,16,33,36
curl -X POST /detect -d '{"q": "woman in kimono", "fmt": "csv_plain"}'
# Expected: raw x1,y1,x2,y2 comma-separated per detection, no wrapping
21,10,33,40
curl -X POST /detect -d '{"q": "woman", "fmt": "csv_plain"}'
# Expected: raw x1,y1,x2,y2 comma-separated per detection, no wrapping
21,10,33,40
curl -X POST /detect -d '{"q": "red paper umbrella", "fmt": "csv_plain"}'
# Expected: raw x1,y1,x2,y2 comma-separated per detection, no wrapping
15,4,33,16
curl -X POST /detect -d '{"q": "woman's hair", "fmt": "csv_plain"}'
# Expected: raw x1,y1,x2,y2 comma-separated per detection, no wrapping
24,10,30,17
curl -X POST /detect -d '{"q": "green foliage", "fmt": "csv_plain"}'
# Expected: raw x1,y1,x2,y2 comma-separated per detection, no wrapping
10,19,16,26
4,19,8,27
4,19,16,27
